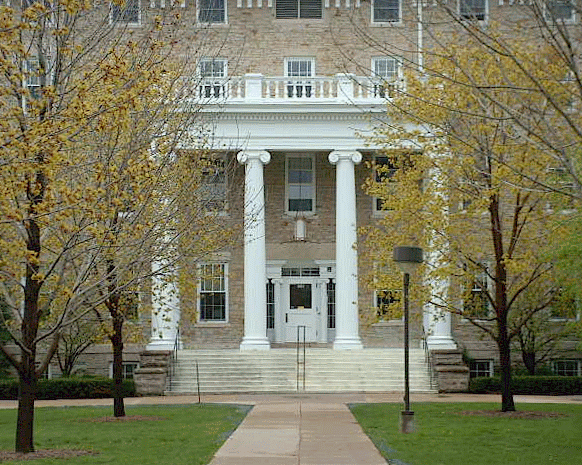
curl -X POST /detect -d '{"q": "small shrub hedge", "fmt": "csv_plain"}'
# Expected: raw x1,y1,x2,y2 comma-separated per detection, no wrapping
469,376,582,395
0,378,136,400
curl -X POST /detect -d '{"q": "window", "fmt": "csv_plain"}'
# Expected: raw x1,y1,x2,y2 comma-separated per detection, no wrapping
285,58,314,98
286,155,315,213
198,58,227,99
111,0,140,24
463,263,490,319
199,263,227,322
282,267,320,277
552,360,581,376
276,0,322,19
200,155,227,212
372,57,400,98
372,155,397,213
24,58,41,100
372,0,400,23
290,284,311,309
376,289,401,320
469,360,493,378
327,279,335,329
459,0,487,21
109,362,139,379
266,280,275,330
198,0,226,23
545,0,575,22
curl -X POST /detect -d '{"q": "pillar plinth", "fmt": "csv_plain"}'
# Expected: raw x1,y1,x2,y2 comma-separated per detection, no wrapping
238,150,271,350
329,150,363,350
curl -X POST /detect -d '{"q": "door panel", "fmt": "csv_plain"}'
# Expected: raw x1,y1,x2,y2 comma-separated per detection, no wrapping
285,282,317,342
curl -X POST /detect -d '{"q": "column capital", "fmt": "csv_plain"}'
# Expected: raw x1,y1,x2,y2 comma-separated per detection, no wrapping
328,150,362,165
237,150,271,165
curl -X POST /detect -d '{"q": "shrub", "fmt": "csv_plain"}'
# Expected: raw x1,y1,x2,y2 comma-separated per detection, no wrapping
0,378,135,400
469,376,582,395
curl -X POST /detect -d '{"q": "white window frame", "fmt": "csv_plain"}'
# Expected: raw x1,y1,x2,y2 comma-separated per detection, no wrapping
462,263,491,320
198,58,228,99
199,153,228,213
197,0,227,24
110,0,141,25
198,263,229,323
458,0,488,22
109,362,139,379
544,0,576,23
276,0,323,19
285,57,315,98
552,359,581,376
371,57,402,98
469,359,493,378
372,154,397,215
371,0,401,24
285,153,316,215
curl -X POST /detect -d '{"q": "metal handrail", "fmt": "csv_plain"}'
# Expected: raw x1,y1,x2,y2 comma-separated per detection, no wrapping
422,332,437,390
296,325,306,391
167,328,180,391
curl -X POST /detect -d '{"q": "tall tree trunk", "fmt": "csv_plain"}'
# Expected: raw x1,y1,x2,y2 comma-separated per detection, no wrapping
498,328,516,412
15,357,37,453
111,315,125,418
522,351,536,375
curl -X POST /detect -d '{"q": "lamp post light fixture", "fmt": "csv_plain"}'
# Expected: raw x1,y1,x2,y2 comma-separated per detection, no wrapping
393,245,423,434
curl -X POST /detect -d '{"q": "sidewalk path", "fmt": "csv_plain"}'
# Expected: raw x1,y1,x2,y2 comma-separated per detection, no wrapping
0,393,580,465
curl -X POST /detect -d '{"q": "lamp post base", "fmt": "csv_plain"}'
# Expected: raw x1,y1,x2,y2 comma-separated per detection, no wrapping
400,410,415,433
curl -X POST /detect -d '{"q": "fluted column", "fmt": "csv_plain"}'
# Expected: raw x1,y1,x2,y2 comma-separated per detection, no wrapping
329,150,363,350
147,256,180,350
238,150,271,350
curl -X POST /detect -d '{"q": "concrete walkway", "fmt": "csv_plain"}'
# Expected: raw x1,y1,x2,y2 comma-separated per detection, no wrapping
1,392,581,465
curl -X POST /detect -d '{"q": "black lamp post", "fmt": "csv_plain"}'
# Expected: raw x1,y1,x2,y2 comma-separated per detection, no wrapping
393,245,423,433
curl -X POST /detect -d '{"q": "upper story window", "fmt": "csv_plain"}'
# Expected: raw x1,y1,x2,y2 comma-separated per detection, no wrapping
200,154,228,212
372,155,397,213
459,0,487,21
276,0,322,19
198,58,227,98
545,0,575,22
372,0,400,23
463,263,490,319
286,154,315,214
198,0,226,24
372,57,401,98
111,0,140,24
24,58,42,100
285,57,314,98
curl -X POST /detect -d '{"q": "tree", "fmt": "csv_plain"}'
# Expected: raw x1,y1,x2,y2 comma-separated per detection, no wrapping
363,34,570,412
0,0,236,451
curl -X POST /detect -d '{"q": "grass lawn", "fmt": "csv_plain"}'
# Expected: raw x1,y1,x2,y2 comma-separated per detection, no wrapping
0,403,250,465
350,402,582,465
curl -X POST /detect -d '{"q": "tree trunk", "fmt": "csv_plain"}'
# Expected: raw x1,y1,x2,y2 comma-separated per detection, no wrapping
522,350,536,375
498,333,516,412
111,316,125,418
15,359,37,453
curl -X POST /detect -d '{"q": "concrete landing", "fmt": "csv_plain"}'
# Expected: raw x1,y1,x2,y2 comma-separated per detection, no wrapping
208,398,387,465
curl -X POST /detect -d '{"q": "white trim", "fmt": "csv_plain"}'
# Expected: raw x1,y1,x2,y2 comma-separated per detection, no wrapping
371,0,402,24
197,262,229,323
285,153,317,215
197,0,228,24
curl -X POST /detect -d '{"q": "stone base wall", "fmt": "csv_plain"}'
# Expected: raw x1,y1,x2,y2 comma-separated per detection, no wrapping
134,351,172,396
431,349,470,393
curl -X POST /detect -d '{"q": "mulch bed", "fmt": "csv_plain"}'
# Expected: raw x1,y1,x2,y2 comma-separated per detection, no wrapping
458,410,566,419
0,450,97,462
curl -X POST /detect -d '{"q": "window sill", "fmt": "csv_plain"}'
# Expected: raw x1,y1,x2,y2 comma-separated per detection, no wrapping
196,321,229,327
371,20,403,27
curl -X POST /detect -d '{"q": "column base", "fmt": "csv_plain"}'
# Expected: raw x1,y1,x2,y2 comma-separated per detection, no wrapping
146,339,180,351
333,338,363,350
426,336,457,351
240,338,271,350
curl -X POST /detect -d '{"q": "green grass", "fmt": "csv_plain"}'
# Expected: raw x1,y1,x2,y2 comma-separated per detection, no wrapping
350,403,582,465
0,403,251,465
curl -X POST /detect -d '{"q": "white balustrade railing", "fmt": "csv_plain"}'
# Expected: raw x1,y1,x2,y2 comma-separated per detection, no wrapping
187,73,404,103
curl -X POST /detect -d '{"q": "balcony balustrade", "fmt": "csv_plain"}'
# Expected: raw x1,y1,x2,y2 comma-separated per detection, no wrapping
191,73,403,104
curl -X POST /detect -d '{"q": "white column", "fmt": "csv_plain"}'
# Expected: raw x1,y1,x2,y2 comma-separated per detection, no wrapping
147,259,181,350
424,250,456,350
238,150,271,350
329,150,363,350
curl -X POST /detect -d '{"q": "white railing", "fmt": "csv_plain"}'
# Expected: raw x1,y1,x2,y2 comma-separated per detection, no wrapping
189,73,404,103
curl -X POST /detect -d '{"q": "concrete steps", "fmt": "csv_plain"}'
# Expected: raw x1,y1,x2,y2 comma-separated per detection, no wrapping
167,348,435,394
